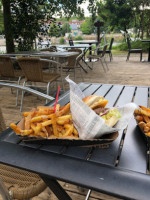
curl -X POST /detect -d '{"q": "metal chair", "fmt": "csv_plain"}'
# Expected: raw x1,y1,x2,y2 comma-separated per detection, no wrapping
0,56,24,106
98,38,114,61
0,106,47,200
69,39,74,46
87,44,109,72
126,37,143,61
62,49,84,81
40,49,56,71
17,57,64,111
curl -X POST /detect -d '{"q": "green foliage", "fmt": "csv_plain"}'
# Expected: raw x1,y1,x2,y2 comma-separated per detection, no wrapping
68,33,72,40
6,0,86,51
0,1,4,34
10,0,54,51
81,17,95,34
49,23,61,37
61,23,71,36
103,0,133,32
113,40,149,52
59,37,65,44
74,35,83,40
95,0,150,38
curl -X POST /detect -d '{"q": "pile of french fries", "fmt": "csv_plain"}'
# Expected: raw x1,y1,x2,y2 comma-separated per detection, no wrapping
10,103,79,139
134,105,150,137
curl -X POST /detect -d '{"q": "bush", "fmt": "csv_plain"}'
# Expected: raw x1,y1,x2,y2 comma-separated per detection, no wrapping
59,37,65,44
74,36,83,41
113,39,149,52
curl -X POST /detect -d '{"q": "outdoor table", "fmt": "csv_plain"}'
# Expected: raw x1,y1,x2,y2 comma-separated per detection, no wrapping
142,40,150,62
57,44,93,72
0,51,79,58
32,51,79,58
1,82,150,200
77,40,99,62
0,51,40,57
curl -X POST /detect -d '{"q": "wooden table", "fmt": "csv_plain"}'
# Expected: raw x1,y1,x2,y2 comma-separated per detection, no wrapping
0,83,150,200
142,40,150,62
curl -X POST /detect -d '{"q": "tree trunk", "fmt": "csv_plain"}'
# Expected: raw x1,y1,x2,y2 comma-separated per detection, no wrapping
2,0,14,53
141,11,144,39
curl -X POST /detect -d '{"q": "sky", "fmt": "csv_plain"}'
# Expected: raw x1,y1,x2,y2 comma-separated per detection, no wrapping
80,1,90,17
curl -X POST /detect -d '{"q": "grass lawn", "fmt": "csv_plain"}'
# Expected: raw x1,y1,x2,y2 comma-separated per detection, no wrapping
112,49,127,55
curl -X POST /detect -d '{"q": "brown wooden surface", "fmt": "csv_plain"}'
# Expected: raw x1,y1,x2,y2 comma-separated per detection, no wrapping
0,54,149,200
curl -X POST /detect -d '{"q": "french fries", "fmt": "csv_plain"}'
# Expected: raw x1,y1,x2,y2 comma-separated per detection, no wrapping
134,106,150,137
10,103,79,139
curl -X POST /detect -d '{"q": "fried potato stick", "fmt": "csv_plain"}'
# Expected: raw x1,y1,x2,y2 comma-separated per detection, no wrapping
63,124,74,137
56,115,72,125
45,126,52,136
56,103,70,117
24,112,33,130
140,109,150,117
51,114,58,137
21,129,33,136
41,120,52,127
31,114,54,123
73,127,78,136
143,115,150,123
10,123,22,134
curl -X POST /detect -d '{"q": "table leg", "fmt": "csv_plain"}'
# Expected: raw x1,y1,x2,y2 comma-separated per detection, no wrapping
41,177,72,200
79,62,88,73
148,44,150,62
82,48,92,70
89,44,92,62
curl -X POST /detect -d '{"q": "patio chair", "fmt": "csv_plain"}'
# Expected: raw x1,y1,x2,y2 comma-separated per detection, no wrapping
40,48,56,71
87,44,109,72
0,56,24,106
126,37,143,61
17,57,64,111
0,107,47,200
98,38,114,61
69,39,74,46
62,49,84,81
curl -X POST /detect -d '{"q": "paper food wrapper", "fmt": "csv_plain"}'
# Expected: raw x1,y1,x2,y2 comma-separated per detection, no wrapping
66,76,137,139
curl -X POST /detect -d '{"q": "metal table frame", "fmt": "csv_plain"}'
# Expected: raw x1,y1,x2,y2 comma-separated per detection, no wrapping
1,82,150,200
142,40,150,62
57,44,93,73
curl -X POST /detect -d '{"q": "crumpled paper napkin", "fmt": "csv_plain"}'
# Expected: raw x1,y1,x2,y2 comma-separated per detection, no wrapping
66,76,137,139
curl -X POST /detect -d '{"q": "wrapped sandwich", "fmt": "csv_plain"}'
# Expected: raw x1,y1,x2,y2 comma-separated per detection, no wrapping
83,95,121,127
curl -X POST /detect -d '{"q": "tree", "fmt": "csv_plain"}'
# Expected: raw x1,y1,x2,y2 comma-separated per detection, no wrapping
103,0,133,33
2,0,14,53
61,23,71,36
132,0,150,38
81,17,95,34
49,22,61,37
0,1,4,34
2,0,93,52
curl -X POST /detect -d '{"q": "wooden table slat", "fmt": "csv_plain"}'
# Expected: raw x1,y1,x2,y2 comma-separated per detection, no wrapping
118,87,148,173
0,141,150,200
90,86,136,166
92,84,112,97
1,129,21,144
104,85,124,107
63,146,91,159
116,86,136,106
82,84,102,97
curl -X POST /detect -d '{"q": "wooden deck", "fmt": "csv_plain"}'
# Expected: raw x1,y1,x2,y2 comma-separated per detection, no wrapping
0,54,149,200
